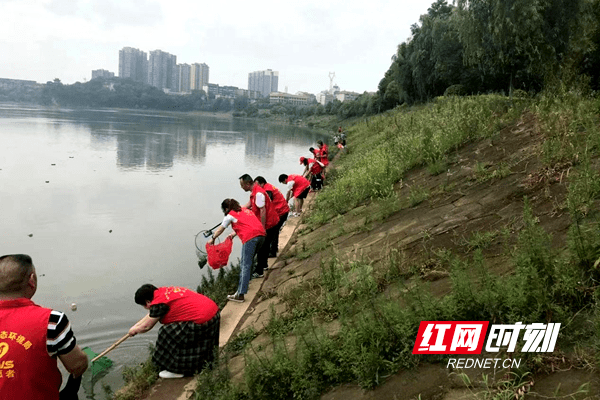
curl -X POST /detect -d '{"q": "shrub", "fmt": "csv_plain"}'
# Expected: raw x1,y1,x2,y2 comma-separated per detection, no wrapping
444,84,467,96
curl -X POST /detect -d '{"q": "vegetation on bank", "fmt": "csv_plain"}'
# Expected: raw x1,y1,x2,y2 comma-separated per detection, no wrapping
180,89,600,400
106,88,600,400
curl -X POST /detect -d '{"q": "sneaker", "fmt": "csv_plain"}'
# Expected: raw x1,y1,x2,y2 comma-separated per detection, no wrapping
251,272,264,279
159,370,184,379
227,293,244,303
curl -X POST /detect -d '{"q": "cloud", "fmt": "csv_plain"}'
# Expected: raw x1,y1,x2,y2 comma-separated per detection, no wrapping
90,0,164,28
43,0,163,28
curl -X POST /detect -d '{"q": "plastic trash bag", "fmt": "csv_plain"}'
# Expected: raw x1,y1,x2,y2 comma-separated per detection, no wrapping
205,237,233,269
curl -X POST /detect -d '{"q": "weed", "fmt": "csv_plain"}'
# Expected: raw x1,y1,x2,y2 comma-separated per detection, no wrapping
113,349,158,400
408,185,429,207
471,161,512,183
465,230,500,251
427,157,448,176
197,262,242,309
223,327,258,355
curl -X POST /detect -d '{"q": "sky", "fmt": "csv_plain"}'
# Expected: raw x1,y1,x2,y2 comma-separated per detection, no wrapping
1,0,435,96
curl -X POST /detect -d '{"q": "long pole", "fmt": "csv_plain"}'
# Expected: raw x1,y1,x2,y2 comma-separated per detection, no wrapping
91,334,130,362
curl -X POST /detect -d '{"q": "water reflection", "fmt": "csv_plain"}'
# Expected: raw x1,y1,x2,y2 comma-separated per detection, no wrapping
74,111,318,172
0,103,325,399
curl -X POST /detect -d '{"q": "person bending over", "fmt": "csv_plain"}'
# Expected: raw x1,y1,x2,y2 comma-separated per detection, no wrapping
208,198,266,302
278,173,310,217
129,284,220,379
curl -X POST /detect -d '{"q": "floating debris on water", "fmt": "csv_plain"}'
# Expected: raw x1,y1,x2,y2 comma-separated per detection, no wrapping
71,303,77,311
28,234,33,237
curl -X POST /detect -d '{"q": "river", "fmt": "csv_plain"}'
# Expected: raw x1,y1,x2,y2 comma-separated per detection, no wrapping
0,103,326,398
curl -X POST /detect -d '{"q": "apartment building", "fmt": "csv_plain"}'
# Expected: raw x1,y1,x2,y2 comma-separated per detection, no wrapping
190,63,209,91
118,47,148,84
248,69,278,98
148,50,177,91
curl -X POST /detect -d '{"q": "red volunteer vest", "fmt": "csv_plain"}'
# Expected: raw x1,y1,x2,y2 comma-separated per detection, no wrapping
311,148,322,163
264,183,290,216
150,287,218,325
319,144,329,166
0,299,62,400
307,158,323,175
229,208,266,244
287,174,311,197
250,184,280,229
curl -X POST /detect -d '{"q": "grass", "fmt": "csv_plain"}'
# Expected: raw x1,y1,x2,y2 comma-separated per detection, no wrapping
306,95,526,224
109,350,158,400
115,90,600,400
470,161,512,183
197,261,243,309
191,193,600,398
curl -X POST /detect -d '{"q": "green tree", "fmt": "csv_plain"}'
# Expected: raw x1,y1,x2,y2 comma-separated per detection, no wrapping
455,0,584,92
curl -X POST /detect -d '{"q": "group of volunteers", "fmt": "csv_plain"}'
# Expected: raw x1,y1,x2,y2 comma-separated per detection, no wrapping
0,136,335,397
210,136,331,305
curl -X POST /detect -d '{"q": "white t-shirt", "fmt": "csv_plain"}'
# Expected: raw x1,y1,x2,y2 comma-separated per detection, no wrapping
287,181,295,190
255,191,266,208
221,214,238,228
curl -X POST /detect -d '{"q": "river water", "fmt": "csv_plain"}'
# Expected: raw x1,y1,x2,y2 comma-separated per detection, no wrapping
0,103,325,398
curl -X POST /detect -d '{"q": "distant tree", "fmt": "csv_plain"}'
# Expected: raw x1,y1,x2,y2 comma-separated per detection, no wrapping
234,96,250,111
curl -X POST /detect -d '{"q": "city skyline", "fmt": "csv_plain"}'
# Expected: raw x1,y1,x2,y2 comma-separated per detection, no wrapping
0,0,436,95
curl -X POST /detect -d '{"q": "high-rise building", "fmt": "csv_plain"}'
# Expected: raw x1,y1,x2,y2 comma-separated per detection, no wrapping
190,63,209,92
92,69,115,80
148,50,177,91
118,47,148,84
178,64,191,93
248,69,278,97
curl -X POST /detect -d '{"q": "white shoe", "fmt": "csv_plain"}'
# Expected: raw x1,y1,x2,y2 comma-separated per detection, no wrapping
159,370,184,379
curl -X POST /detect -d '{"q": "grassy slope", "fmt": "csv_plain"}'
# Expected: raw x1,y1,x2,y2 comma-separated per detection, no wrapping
192,92,600,399
119,91,600,400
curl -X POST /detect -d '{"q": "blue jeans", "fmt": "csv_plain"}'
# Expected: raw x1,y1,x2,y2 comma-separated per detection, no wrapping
237,235,265,295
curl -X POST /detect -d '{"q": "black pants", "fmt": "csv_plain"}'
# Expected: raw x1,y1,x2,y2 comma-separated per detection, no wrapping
256,225,279,275
270,212,288,255
310,173,323,190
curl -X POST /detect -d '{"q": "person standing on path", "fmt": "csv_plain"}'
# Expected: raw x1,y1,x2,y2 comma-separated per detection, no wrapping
0,254,88,400
128,284,220,379
278,173,311,217
239,174,280,277
254,176,290,258
209,198,266,302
